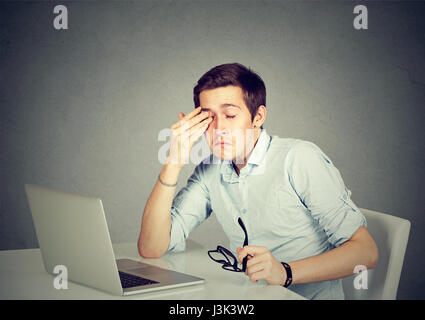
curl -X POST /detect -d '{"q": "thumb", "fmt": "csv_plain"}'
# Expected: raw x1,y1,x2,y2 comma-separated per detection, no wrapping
178,112,185,120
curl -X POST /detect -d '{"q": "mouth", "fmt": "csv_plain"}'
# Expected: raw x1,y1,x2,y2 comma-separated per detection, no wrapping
214,140,232,147
214,137,232,146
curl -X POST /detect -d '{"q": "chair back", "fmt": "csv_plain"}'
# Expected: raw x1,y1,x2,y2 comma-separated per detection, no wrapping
342,208,411,299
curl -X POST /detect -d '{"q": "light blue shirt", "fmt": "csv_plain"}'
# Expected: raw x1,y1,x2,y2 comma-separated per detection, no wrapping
167,129,367,300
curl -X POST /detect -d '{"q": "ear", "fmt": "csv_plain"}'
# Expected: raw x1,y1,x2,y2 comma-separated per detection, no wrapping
253,105,266,128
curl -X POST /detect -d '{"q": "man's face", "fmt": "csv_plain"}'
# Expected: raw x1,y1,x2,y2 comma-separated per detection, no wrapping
199,85,259,163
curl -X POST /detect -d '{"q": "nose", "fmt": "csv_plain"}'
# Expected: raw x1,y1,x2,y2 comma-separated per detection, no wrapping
211,116,228,134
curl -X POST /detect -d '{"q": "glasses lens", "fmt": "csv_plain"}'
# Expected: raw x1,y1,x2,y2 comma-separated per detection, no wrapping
217,246,237,265
208,250,228,264
222,264,243,272
208,246,244,272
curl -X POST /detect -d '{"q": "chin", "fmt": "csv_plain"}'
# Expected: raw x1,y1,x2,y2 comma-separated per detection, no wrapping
212,151,233,161
211,146,234,161
211,148,247,164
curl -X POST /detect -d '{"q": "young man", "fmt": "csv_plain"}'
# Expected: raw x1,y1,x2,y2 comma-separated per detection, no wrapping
138,63,378,300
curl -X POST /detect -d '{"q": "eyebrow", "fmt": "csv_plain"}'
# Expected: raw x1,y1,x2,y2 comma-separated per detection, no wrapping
201,103,241,111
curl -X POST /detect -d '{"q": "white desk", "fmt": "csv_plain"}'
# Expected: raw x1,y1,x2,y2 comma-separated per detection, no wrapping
0,240,305,300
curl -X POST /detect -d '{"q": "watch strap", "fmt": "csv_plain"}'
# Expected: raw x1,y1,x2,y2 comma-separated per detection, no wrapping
281,262,293,288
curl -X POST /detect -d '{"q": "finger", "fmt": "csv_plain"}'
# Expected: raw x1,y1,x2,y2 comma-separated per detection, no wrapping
188,118,212,144
238,246,268,263
249,270,268,283
189,116,212,135
245,255,265,275
177,115,212,138
236,247,250,258
246,254,265,269
179,112,185,120
171,118,208,154
246,261,265,277
172,111,209,133
185,111,211,130
171,107,202,129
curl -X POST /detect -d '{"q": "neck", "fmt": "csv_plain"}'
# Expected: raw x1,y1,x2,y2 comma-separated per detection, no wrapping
232,128,261,175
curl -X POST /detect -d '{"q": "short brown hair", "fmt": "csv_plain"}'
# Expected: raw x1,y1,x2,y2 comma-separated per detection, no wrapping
193,63,266,122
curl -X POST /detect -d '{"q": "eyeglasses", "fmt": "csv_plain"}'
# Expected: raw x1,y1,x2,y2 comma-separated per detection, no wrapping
208,217,248,272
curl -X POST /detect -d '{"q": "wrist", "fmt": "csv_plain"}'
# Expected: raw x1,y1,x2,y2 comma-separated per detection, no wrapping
163,162,184,172
165,153,187,169
159,164,182,185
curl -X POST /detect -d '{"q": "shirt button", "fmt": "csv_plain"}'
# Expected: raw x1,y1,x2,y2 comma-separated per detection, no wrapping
241,208,247,214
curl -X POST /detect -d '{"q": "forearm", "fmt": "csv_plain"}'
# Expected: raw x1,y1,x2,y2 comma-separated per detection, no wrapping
138,164,182,258
288,227,378,285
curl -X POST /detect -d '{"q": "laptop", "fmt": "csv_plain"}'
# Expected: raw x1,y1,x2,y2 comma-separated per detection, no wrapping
24,184,204,296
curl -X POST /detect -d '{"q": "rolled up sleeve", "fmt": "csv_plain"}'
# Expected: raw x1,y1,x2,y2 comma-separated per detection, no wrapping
168,163,212,252
287,141,367,248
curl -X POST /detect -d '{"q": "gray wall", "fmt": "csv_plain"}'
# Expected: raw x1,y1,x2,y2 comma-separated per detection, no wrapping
1,1,424,299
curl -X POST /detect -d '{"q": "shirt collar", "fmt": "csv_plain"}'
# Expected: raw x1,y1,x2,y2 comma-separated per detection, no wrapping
219,129,271,183
246,129,271,166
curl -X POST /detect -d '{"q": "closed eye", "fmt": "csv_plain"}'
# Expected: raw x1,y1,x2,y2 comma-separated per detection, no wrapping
205,113,236,120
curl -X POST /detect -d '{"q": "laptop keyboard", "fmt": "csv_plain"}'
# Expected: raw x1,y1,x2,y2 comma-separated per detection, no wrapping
119,271,159,288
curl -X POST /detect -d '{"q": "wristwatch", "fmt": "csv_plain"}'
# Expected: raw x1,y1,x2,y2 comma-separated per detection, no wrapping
281,262,293,288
